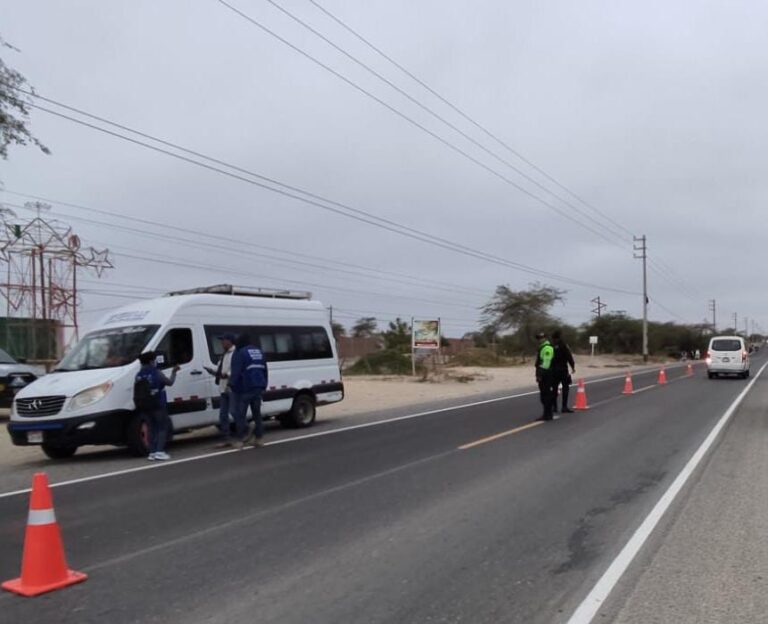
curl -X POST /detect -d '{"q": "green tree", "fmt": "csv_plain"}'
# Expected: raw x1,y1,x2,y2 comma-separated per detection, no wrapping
351,317,377,338
382,317,411,352
331,321,346,340
481,283,566,351
1,38,49,160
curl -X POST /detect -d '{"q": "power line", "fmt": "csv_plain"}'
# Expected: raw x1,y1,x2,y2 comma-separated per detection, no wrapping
13,95,641,296
5,197,490,301
214,0,628,249
259,0,631,246
306,0,636,241
297,0,705,310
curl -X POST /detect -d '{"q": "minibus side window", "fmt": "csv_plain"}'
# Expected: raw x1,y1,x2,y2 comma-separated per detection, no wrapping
156,328,194,367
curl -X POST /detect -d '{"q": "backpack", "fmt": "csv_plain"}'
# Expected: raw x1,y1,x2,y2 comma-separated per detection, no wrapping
133,375,158,411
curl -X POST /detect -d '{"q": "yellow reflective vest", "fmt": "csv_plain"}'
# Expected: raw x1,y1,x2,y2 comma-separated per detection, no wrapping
537,340,554,370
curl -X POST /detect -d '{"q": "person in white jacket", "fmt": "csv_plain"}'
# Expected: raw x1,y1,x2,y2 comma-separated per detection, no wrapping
205,333,237,447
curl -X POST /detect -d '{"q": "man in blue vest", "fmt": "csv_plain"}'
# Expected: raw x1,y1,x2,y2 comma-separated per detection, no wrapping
230,333,269,448
134,351,179,460
534,331,557,421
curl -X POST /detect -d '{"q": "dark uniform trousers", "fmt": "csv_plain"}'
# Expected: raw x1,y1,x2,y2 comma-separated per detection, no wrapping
552,368,571,411
537,368,557,418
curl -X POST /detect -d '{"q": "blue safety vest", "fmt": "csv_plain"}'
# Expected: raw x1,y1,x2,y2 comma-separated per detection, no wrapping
231,345,268,393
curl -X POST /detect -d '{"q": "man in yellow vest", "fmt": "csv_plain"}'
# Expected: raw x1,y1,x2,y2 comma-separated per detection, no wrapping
535,331,557,421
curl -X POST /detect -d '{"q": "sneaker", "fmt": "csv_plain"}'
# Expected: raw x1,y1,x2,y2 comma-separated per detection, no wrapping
214,440,234,449
147,453,157,461
551,415,561,421
251,437,264,447
561,408,575,413
153,451,171,461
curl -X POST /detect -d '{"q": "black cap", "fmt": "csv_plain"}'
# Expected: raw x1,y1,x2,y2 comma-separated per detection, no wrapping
216,332,237,342
138,351,156,365
535,332,547,339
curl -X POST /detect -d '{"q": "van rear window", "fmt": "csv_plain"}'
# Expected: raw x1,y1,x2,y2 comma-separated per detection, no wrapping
711,339,742,351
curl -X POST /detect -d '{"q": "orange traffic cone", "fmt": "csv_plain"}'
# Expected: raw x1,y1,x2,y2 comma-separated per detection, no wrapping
573,378,589,410
622,371,634,395
658,368,667,385
2,473,87,597
687,363,694,377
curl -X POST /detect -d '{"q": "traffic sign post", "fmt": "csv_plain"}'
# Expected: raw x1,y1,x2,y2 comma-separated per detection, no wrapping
589,335,598,357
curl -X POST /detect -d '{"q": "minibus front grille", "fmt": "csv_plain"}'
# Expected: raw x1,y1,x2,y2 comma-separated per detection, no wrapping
16,396,67,417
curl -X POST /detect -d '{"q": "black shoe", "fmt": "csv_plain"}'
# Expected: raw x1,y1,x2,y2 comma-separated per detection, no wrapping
561,408,575,413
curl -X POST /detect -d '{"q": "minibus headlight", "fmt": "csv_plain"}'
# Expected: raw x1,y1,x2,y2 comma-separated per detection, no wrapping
69,381,113,411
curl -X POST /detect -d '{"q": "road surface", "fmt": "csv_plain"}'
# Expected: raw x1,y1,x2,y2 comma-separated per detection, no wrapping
0,357,765,623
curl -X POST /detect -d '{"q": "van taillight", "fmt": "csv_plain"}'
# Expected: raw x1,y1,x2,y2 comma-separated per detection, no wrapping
742,350,747,361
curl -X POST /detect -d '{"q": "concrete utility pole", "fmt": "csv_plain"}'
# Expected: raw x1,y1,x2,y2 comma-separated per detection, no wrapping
744,317,749,339
591,296,607,318
733,312,738,333
709,299,716,333
634,235,649,362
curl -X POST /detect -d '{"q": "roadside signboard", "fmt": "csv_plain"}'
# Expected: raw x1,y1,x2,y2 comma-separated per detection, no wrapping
589,335,598,357
412,320,440,349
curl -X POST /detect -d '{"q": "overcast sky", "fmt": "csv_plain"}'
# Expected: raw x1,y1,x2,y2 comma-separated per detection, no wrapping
2,0,766,337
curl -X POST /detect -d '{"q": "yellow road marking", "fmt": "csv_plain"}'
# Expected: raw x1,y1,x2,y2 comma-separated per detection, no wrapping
459,420,544,450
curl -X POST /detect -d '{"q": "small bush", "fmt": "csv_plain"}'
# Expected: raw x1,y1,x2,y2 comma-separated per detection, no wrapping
346,350,416,375
448,348,512,367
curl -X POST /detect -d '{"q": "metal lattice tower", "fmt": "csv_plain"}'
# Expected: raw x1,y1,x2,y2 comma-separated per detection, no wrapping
0,202,113,361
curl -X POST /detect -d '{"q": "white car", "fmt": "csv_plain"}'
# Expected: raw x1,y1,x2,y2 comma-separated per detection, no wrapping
0,349,38,411
706,335,750,379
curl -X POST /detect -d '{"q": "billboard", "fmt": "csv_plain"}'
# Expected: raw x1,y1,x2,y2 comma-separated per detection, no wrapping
412,319,440,349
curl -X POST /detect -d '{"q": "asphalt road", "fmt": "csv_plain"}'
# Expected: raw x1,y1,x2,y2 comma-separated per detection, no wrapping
0,357,764,623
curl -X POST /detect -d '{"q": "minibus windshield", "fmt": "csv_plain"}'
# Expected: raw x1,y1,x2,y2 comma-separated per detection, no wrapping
56,325,160,371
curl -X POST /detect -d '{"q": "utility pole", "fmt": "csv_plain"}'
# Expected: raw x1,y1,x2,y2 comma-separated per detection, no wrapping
634,235,649,362
733,312,738,333
708,299,716,333
591,296,607,318
744,317,749,339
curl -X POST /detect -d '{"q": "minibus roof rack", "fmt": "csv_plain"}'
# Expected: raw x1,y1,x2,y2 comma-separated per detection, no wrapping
165,284,312,300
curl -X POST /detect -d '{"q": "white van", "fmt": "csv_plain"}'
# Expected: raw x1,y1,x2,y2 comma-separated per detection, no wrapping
7,285,343,459
706,335,750,379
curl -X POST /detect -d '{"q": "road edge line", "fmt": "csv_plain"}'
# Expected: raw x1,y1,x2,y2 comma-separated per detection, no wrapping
564,360,768,624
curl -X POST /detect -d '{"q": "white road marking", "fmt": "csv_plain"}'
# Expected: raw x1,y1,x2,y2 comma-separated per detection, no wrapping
565,360,768,624
0,366,684,500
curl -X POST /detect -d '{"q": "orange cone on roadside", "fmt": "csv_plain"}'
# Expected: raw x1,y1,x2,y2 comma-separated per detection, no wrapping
2,472,87,597
658,368,667,385
573,378,589,410
687,363,694,377
622,371,634,395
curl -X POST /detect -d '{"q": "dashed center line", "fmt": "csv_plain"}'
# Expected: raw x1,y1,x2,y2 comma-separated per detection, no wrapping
458,420,544,450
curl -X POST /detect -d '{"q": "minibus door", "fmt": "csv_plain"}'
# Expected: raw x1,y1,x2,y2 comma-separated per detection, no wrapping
155,326,213,428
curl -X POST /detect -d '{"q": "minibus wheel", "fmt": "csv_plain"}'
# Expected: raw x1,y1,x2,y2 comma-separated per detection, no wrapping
126,413,151,456
41,444,77,459
284,393,316,428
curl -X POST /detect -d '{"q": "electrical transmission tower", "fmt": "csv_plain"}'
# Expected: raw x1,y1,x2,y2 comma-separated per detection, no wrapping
0,202,113,364
591,296,607,318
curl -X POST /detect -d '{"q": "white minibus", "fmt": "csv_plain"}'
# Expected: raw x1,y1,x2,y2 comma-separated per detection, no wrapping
7,285,343,458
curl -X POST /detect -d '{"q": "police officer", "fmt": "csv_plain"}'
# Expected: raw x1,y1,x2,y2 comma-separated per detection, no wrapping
230,333,269,448
534,331,556,421
551,330,576,414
